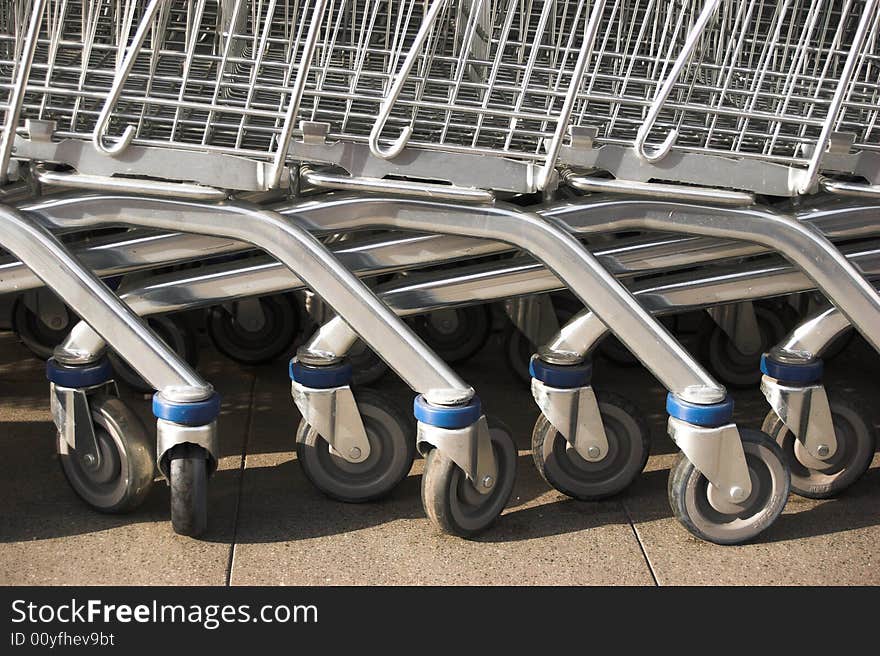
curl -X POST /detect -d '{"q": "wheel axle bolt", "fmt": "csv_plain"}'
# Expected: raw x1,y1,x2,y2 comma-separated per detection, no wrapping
83,454,97,468
729,486,746,502
349,447,362,460
586,445,601,459
816,444,830,458
481,475,494,489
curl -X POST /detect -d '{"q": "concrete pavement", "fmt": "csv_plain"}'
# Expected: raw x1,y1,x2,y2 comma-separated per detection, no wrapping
0,329,877,586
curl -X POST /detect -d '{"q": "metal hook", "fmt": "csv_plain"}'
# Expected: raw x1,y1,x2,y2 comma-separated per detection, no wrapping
92,0,165,157
368,0,448,160
633,0,722,164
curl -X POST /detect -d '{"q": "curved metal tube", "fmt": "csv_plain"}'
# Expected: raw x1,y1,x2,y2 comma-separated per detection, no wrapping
367,0,447,160
538,198,880,356
92,0,164,156
21,194,470,398
0,203,211,400
544,241,880,358
633,0,722,163
26,192,880,402
775,306,856,361
287,198,728,402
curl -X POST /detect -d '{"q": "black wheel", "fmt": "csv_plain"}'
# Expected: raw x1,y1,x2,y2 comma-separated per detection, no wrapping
109,314,198,393
531,391,650,500
57,396,155,513
421,420,517,538
762,396,876,499
168,444,208,537
410,305,492,363
296,390,415,502
502,322,535,384
699,304,790,388
207,294,302,364
12,295,74,360
348,340,390,387
668,429,790,545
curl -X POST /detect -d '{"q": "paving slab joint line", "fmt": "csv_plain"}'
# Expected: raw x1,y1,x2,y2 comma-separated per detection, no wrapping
225,373,258,587
622,499,660,586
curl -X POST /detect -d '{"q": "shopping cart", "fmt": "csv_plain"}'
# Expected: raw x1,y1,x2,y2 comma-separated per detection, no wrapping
3,0,880,544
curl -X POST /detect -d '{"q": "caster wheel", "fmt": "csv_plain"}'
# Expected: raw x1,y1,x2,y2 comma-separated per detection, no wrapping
349,340,390,387
410,304,491,363
295,390,415,502
421,419,517,538
668,429,790,545
110,314,198,393
12,296,75,360
699,304,791,388
502,322,535,384
531,391,650,500
207,294,302,364
57,396,155,513
168,444,208,537
762,396,876,499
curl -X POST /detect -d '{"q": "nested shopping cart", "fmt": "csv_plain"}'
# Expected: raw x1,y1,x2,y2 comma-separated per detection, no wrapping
2,0,880,544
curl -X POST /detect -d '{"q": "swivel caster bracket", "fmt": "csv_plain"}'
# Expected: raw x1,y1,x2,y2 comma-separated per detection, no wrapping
667,417,753,503
156,419,219,479
760,375,837,461
530,378,609,462
290,381,371,464
50,381,117,469
417,415,498,495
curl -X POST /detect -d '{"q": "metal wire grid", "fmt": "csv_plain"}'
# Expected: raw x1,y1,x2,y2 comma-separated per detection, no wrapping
300,0,597,163
1,2,34,138
3,0,879,188
567,0,880,166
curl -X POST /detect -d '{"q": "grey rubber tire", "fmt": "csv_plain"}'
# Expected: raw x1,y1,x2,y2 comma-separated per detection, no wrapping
700,304,789,389
207,294,301,365
421,422,517,538
668,429,790,545
57,396,155,513
411,305,492,363
296,390,415,502
762,396,876,499
168,445,208,537
531,391,650,500
12,295,73,360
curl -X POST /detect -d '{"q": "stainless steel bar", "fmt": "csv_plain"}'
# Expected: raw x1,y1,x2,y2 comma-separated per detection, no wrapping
566,174,756,206
0,229,253,294
0,202,211,401
302,168,495,203
0,0,47,184
308,241,880,363
20,194,472,398
92,0,164,156
36,169,228,201
544,240,880,358
775,306,857,361
25,192,880,402
538,197,880,355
